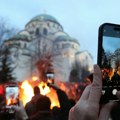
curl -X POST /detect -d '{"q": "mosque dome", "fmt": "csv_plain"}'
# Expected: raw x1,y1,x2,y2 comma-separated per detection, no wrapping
55,35,80,45
55,35,70,42
28,14,60,25
70,37,80,45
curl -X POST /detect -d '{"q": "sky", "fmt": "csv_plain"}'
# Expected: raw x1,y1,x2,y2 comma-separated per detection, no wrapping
104,37,120,53
1,0,120,63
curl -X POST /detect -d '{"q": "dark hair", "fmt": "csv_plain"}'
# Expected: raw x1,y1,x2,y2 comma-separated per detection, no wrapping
36,96,51,111
34,86,40,95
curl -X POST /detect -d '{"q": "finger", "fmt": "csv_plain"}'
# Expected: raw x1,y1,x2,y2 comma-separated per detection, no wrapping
19,100,24,107
99,102,118,120
12,101,23,111
12,105,19,111
79,85,91,102
68,107,75,120
116,91,120,100
89,64,102,103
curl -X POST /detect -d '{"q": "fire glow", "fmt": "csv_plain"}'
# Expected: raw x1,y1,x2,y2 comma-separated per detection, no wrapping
19,80,60,108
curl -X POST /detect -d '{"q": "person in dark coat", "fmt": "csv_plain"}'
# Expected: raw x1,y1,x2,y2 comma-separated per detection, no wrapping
25,86,45,117
30,95,53,120
47,83,71,120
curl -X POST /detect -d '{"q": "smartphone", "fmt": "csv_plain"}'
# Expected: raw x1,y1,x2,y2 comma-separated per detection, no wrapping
46,72,54,83
5,85,19,113
98,23,120,103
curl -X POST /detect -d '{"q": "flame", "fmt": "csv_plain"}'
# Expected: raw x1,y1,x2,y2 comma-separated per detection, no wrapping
20,80,34,106
6,99,11,105
102,67,120,80
32,76,39,81
108,68,114,80
6,98,18,105
19,79,85,109
19,80,60,108
117,67,120,75
38,82,50,95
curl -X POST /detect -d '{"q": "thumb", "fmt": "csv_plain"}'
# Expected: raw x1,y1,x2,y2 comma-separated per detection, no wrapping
99,102,117,120
88,64,102,103
12,100,23,112
12,105,19,112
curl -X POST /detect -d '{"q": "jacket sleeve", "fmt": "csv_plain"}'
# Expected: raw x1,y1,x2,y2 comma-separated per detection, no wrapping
56,89,71,114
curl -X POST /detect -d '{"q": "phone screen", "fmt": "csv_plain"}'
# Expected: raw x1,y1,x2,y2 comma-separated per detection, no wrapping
46,72,54,79
6,86,19,106
98,23,120,102
46,72,54,84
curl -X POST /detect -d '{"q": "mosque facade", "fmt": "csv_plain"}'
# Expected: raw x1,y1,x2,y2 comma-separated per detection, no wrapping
4,14,93,82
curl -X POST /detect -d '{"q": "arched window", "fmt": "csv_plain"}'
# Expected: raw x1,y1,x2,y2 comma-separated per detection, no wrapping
43,28,48,35
24,43,27,48
36,28,39,35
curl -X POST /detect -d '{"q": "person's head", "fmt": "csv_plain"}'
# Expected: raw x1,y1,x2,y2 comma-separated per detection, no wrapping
34,86,40,95
52,106,60,116
36,96,51,111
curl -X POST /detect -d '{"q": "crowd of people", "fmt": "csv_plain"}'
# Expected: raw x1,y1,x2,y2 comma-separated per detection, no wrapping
0,80,75,120
25,83,73,120
1,64,120,120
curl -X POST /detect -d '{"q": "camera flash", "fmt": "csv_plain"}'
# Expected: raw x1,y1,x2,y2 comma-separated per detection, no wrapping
112,89,117,95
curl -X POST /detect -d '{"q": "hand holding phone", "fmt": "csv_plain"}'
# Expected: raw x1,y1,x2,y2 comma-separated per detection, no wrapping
46,72,54,84
98,23,120,103
5,84,19,113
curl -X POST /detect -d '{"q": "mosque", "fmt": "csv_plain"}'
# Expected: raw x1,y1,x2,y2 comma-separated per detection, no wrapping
4,14,93,82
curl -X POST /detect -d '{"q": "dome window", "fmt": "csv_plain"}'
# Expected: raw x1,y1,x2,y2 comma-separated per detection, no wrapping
43,28,48,35
70,53,74,58
62,43,71,48
47,23,50,27
24,43,27,48
63,52,67,58
72,45,74,48
36,28,39,35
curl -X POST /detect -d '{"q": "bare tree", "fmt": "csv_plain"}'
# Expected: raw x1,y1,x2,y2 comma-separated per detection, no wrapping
0,17,19,46
35,52,54,82
28,34,54,77
0,17,19,83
